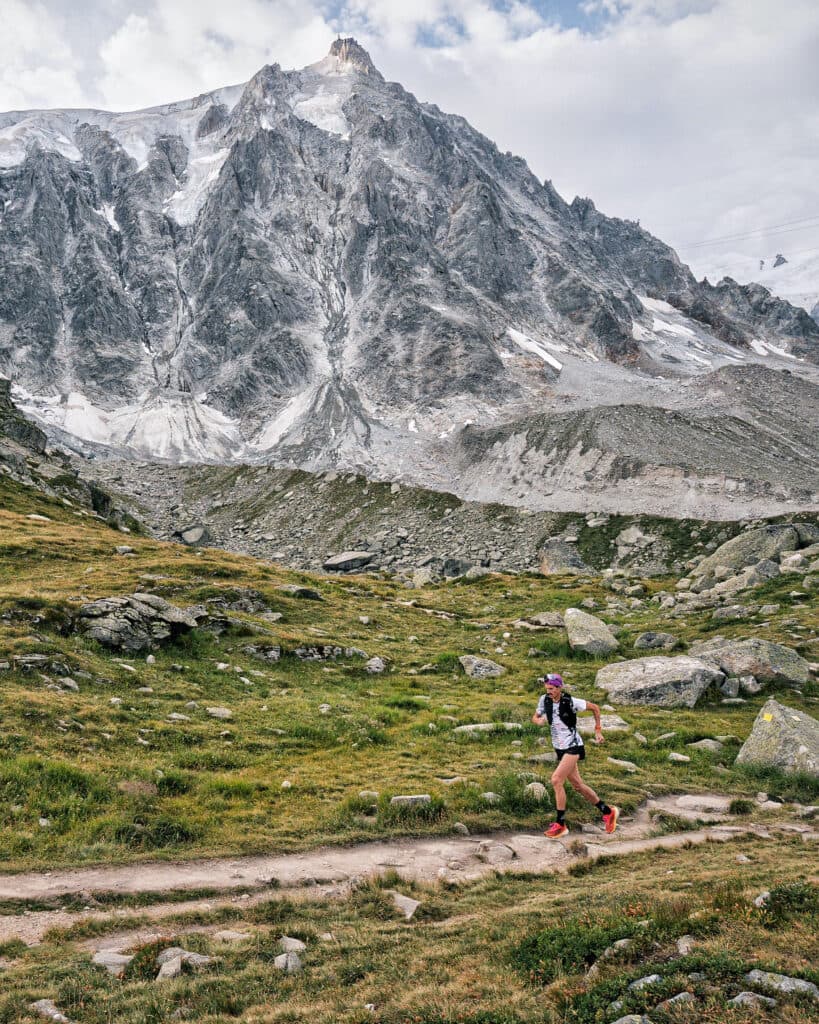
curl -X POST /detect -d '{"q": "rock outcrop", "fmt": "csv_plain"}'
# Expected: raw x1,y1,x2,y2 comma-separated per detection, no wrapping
690,637,810,687
76,593,202,652
595,656,724,707
564,608,619,656
735,700,819,774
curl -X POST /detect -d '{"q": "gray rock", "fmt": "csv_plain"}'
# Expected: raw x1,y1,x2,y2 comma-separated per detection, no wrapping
365,656,386,674
577,713,630,734
727,991,777,1008
689,637,810,687
206,706,233,720
92,950,134,975
656,992,695,1009
390,794,431,806
29,1001,73,1024
736,700,819,774
607,757,639,772
595,656,723,707
323,551,374,572
610,1017,652,1024
564,608,619,656
524,781,548,801
76,593,200,652
279,936,307,952
453,722,521,734
744,969,819,999
274,952,302,973
696,525,799,579
668,752,690,763
156,955,183,980
634,631,678,650
686,738,723,753
538,539,588,575
458,655,506,679
628,973,662,991
390,891,421,919
521,611,565,629
174,524,211,547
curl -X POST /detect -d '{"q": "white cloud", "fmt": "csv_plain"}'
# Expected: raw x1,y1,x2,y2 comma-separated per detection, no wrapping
0,0,86,110
97,0,333,109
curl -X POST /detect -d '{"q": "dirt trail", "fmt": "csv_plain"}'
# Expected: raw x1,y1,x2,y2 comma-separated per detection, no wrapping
1,794,815,947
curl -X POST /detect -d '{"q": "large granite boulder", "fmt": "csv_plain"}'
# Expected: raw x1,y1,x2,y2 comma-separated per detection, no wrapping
77,593,201,652
695,525,799,580
539,539,588,575
689,637,810,687
323,551,374,572
595,656,724,707
564,608,619,656
735,700,819,774
173,523,211,547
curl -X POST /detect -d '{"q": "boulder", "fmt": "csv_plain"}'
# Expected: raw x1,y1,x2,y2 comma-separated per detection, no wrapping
577,714,630,734
709,558,780,596
735,700,819,774
389,891,421,919
458,655,505,679
274,952,302,973
595,656,723,707
76,593,200,653
634,631,678,650
689,637,810,686
539,539,588,575
173,524,211,547
564,608,619,656
520,611,565,629
744,970,819,1000
92,950,134,976
696,525,799,579
323,551,374,572
727,992,777,1009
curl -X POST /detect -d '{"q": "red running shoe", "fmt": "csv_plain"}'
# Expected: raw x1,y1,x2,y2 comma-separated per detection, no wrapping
602,806,619,834
544,821,568,839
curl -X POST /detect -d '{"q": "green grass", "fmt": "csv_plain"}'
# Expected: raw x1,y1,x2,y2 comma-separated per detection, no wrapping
0,477,817,873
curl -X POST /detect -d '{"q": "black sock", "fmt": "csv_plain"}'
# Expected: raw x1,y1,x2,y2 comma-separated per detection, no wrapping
596,800,611,815
556,809,566,825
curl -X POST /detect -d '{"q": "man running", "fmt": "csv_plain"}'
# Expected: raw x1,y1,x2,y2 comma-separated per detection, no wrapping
531,673,618,839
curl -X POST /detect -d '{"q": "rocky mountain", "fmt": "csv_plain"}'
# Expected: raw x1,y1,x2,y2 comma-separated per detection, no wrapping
696,248,819,325
1,38,818,513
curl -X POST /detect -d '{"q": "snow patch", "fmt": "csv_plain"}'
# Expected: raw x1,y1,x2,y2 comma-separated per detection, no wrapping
291,89,350,139
101,203,120,232
166,146,230,225
651,317,696,338
507,328,563,371
15,387,242,462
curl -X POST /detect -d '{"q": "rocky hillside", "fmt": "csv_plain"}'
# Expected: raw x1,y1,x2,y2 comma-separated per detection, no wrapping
1,38,818,489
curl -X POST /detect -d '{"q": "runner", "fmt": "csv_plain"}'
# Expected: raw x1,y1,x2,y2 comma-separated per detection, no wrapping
531,672,619,839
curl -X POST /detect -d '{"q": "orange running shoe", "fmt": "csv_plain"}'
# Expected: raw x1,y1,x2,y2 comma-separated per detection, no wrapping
602,806,619,834
544,821,568,839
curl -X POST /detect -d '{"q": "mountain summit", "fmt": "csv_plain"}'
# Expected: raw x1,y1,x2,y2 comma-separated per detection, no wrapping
0,42,817,512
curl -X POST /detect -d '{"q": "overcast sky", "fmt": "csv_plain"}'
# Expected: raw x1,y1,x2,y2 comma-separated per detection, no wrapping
3,0,818,279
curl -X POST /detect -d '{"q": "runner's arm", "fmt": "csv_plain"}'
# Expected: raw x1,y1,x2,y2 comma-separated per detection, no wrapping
584,701,604,741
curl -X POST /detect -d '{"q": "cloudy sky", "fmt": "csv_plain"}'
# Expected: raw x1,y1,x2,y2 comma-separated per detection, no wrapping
3,0,817,279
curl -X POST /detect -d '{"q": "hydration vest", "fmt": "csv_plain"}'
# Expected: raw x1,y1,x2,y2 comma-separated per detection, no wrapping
544,693,577,732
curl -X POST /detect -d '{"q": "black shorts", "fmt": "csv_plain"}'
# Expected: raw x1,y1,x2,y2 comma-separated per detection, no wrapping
556,745,585,762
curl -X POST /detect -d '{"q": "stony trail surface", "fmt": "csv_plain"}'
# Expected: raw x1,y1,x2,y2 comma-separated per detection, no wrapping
1,795,815,948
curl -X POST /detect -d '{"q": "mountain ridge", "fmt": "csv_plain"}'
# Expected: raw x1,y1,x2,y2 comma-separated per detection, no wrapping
1,39,817,514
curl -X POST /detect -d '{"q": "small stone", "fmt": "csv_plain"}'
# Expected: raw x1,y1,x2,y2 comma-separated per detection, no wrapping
365,656,386,674
390,891,421,919
206,707,232,720
628,973,662,991
279,936,306,952
607,757,639,772
735,854,751,864
744,969,819,999
29,1000,72,1024
453,822,470,835
390,794,430,807
93,950,134,976
668,752,690,763
156,955,183,980
274,952,302,973
727,992,777,1008
676,934,696,954
753,891,771,908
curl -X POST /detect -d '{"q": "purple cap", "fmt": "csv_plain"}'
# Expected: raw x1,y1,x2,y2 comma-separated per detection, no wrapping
542,673,564,687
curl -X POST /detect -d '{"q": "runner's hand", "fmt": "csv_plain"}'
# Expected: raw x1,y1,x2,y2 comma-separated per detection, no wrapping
593,729,604,744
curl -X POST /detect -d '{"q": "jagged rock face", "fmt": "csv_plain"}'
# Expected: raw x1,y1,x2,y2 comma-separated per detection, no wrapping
0,38,818,480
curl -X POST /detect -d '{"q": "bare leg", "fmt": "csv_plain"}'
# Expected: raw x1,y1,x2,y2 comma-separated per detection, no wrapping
567,766,600,806
550,755,580,811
